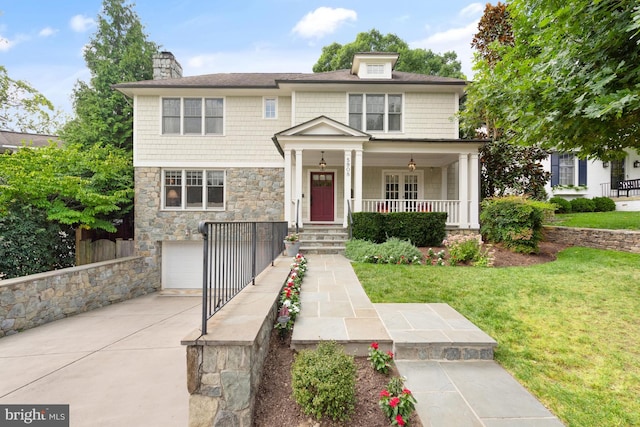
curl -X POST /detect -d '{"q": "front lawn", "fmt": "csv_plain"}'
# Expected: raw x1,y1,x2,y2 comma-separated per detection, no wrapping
353,247,640,427
548,211,640,230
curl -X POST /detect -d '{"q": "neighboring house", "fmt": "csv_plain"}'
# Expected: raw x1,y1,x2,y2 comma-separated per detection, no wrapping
114,51,484,290
0,130,59,153
541,150,640,200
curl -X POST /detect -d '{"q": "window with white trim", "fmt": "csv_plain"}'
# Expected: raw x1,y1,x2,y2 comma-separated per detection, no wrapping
382,171,423,212
163,169,225,210
264,97,277,119
161,97,224,135
367,64,385,75
348,93,402,132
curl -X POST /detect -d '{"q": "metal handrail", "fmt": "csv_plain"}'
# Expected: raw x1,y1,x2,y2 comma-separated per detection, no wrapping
295,199,300,233
346,199,353,240
198,221,288,335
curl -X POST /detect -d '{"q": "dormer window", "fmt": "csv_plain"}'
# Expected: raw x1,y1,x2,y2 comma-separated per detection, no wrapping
351,52,399,79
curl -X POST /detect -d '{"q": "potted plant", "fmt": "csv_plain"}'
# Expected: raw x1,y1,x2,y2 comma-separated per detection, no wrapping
284,233,301,256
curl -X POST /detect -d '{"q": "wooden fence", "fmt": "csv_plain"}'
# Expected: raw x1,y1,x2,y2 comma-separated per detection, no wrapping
76,238,135,265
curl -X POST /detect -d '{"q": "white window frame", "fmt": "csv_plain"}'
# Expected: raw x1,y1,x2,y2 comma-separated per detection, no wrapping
347,93,404,133
160,97,225,136
559,153,575,186
162,169,226,211
263,97,278,119
381,170,424,200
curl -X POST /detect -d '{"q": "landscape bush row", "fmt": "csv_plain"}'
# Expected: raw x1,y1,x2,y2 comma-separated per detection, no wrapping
549,196,616,213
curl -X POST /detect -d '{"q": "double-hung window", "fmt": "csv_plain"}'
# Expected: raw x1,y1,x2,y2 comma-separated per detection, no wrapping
161,97,224,135
348,94,402,132
550,152,587,187
264,97,277,119
163,169,225,210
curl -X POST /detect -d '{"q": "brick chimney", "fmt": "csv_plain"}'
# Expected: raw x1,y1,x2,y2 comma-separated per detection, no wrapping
153,51,183,80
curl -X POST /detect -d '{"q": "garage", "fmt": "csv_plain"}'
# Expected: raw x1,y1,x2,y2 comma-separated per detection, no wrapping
162,241,202,289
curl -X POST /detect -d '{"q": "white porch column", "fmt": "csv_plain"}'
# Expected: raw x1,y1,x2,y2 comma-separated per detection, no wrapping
343,150,352,227
458,153,469,228
295,150,304,228
469,153,480,229
440,166,448,200
284,149,292,226
354,149,363,212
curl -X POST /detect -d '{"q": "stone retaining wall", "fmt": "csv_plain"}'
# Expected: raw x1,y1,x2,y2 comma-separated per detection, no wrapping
0,256,158,337
181,258,289,427
543,226,640,253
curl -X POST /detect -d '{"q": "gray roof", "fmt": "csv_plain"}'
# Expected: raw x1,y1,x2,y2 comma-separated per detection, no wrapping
0,131,59,152
113,69,466,90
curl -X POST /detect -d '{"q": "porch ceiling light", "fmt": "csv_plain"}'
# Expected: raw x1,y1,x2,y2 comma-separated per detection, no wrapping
319,151,327,170
634,160,640,168
408,156,416,171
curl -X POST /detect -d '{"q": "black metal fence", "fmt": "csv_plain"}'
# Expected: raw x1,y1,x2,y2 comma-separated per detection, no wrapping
198,221,288,335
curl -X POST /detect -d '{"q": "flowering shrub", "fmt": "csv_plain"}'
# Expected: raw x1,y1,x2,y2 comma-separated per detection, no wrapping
443,234,494,267
346,238,423,265
425,248,446,266
274,254,307,332
367,342,394,374
379,376,417,426
284,233,299,242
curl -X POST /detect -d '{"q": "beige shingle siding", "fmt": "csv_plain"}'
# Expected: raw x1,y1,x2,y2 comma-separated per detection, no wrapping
404,93,457,139
294,92,346,124
134,95,291,165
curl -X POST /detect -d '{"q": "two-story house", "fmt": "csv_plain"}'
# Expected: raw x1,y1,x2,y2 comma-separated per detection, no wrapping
114,51,484,290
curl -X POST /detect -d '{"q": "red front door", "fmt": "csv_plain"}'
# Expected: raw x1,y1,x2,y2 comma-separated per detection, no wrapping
310,172,334,222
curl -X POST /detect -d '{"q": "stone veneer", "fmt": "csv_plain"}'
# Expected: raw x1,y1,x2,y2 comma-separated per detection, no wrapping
0,256,157,337
543,226,640,253
134,167,284,282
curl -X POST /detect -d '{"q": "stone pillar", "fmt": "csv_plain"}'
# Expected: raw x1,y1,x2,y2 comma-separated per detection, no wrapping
153,51,183,80
284,149,292,226
469,153,480,229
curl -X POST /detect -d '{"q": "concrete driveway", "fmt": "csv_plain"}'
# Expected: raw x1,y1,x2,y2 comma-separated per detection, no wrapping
0,293,201,426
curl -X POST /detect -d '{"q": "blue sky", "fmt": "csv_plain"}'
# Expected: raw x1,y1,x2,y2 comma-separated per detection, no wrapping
0,1,485,116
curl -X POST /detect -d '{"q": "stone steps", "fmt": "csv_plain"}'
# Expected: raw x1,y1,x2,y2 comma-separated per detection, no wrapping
297,225,348,255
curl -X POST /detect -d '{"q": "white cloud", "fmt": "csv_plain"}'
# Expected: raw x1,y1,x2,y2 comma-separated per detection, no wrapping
291,7,357,39
70,15,96,33
460,3,484,18
39,27,58,37
411,20,479,79
0,36,14,52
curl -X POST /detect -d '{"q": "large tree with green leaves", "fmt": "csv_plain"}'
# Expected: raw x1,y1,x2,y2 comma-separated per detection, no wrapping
313,29,465,78
0,66,62,134
0,143,133,232
60,0,158,151
471,0,640,160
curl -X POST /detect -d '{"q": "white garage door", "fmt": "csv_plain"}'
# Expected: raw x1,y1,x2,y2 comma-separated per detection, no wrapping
162,241,202,289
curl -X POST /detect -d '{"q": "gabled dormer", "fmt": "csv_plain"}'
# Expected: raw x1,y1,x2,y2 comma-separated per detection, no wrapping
350,52,399,79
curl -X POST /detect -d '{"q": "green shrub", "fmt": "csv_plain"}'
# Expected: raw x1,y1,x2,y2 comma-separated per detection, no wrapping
592,197,616,212
549,196,572,214
570,197,596,213
291,341,356,422
480,196,555,254
444,234,493,266
345,238,423,264
352,212,447,247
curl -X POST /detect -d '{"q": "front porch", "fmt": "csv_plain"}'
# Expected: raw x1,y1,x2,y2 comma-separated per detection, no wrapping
273,116,482,231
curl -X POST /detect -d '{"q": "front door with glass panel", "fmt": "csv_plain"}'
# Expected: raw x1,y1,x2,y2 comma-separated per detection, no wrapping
310,172,334,221
384,173,420,211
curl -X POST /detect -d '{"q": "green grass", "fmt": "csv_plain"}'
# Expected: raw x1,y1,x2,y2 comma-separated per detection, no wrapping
548,211,640,230
353,247,640,427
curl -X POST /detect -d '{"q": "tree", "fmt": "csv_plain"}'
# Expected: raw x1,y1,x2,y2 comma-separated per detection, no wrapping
313,29,465,78
0,66,62,134
471,0,640,159
0,143,133,232
463,3,550,200
60,0,159,151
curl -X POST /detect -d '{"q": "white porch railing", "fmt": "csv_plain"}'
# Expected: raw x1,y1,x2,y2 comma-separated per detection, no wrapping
359,199,460,226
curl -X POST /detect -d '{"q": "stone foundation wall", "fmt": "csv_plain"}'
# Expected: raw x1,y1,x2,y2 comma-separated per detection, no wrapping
543,226,640,253
0,256,158,337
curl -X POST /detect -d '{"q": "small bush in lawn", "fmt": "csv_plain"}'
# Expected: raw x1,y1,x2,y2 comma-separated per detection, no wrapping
570,197,596,213
291,341,356,422
345,238,423,265
443,234,493,267
592,197,616,212
549,196,572,214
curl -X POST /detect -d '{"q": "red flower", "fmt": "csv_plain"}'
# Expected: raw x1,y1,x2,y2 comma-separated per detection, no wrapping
396,414,406,426
371,342,379,350
389,397,400,407
402,388,412,395
387,350,394,358
379,389,390,398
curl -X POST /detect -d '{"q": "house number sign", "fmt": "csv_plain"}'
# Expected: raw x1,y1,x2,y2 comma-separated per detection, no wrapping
346,156,351,177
